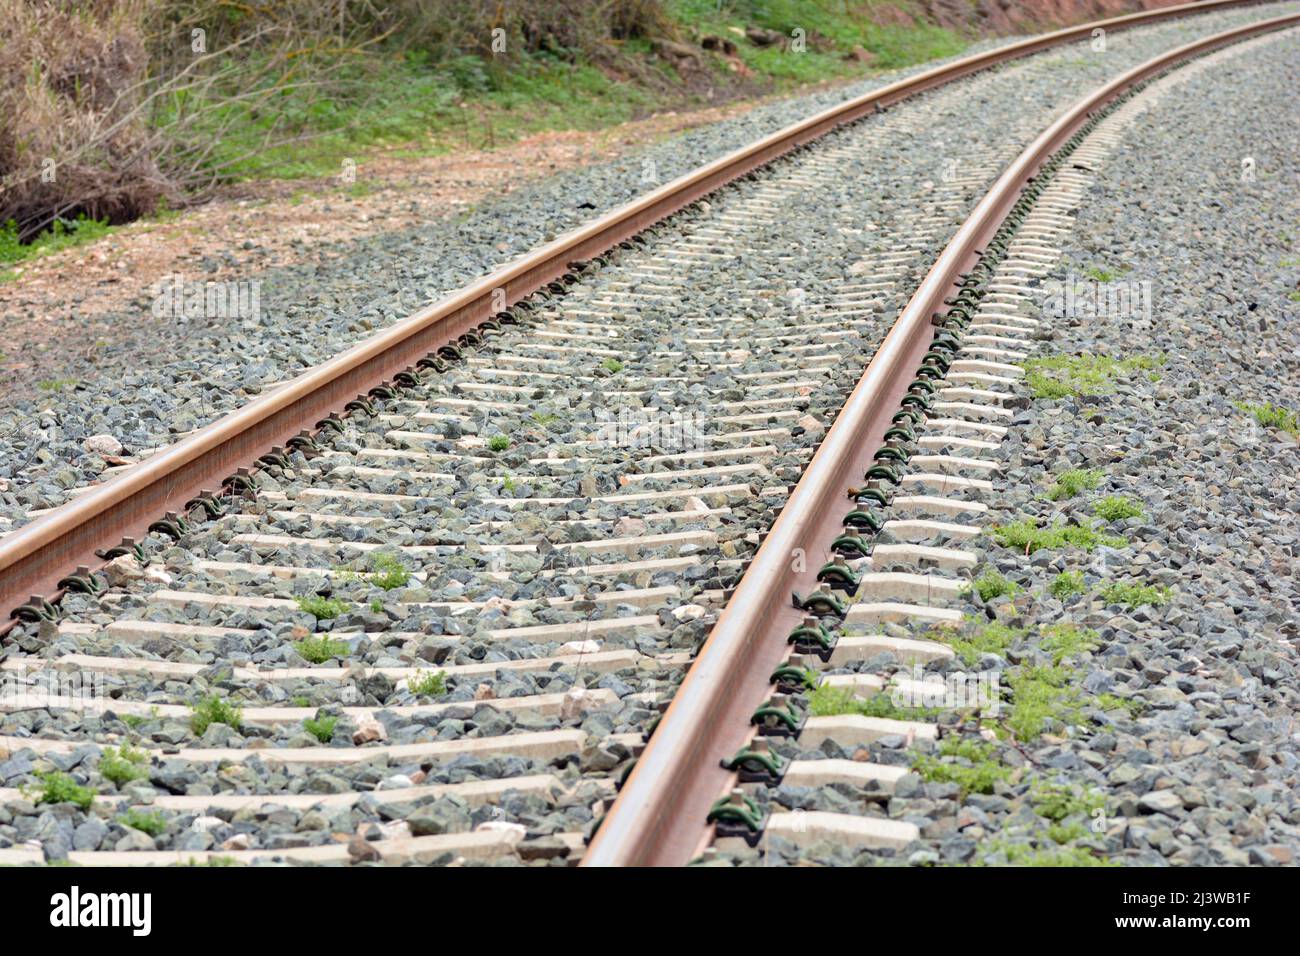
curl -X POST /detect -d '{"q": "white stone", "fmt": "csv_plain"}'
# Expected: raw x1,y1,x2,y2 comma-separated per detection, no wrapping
83,434,124,457
672,603,707,622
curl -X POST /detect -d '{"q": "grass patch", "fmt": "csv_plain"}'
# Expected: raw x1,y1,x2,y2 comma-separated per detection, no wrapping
487,434,511,452
297,636,351,664
966,570,1019,602
1005,664,1080,742
366,553,410,590
1039,624,1098,666
1095,693,1146,719
1234,401,1299,437
992,518,1125,555
296,595,349,619
1047,468,1102,501
25,771,94,811
97,744,149,788
409,670,449,697
37,378,78,393
1048,571,1087,600
808,684,941,721
949,621,1024,666
1031,780,1105,823
1093,495,1143,521
1082,264,1126,283
190,695,242,736
601,358,625,373
118,809,168,838
982,840,1116,867
1098,581,1172,608
0,216,113,268
912,737,1008,797
303,714,339,743
1023,353,1163,399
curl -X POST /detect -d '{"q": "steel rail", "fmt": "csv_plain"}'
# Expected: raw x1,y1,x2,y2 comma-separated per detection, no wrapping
0,0,1272,625
582,11,1300,867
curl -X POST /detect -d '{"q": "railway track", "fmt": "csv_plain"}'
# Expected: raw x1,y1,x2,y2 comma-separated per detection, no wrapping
0,1,1296,866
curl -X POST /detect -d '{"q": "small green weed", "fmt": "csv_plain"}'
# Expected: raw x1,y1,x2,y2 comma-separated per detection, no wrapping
808,684,941,721
296,595,348,619
488,434,511,452
1049,571,1087,600
1098,581,1172,608
912,737,1008,796
949,621,1024,666
119,809,168,837
1093,495,1144,521
190,695,242,735
992,518,1125,554
297,636,351,664
1023,354,1162,399
26,771,94,810
366,553,410,590
601,358,624,373
98,744,149,787
1048,468,1102,501
1234,401,1299,437
967,570,1018,602
408,670,448,697
303,714,339,743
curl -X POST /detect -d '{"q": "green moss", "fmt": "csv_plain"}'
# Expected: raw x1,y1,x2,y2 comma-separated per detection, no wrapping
1098,581,1172,608
1093,495,1144,521
297,636,351,664
1234,400,1299,437
1048,570,1086,600
1023,353,1163,399
190,695,242,736
1047,468,1102,501
992,518,1125,554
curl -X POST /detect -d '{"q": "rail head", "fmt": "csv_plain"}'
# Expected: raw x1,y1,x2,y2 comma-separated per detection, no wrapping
580,9,1300,868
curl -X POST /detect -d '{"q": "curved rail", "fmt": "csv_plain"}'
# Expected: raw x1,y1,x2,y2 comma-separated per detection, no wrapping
581,9,1300,867
0,0,1270,625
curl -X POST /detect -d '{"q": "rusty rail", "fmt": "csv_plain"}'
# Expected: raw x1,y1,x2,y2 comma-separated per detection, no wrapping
581,10,1300,867
0,3,1273,623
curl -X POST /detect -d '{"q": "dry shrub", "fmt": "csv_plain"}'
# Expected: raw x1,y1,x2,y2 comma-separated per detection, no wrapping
0,0,677,241
0,0,169,238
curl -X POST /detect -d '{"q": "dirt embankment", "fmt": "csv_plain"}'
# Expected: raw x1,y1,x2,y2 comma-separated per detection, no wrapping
917,0,1187,34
